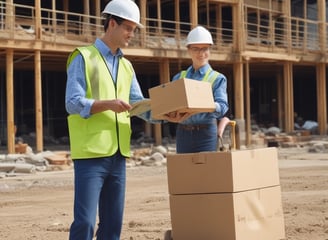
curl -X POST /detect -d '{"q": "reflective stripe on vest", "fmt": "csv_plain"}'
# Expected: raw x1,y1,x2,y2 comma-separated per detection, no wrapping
180,68,220,85
67,45,133,159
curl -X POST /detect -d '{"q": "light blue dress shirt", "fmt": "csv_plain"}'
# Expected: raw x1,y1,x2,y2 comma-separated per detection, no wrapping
65,38,150,120
172,63,229,124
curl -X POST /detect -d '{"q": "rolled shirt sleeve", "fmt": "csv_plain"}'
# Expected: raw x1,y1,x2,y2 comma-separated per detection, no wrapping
65,54,94,119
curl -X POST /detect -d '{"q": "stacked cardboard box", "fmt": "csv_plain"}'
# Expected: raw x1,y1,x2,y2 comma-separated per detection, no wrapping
166,147,286,240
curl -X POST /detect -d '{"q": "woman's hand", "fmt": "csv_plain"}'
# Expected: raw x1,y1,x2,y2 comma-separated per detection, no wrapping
162,111,193,123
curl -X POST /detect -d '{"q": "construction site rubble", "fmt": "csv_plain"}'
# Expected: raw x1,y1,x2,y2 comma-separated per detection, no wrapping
1,128,328,178
0,142,177,178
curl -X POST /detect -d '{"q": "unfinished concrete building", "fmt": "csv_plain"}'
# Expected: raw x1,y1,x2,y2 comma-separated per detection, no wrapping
1,0,327,153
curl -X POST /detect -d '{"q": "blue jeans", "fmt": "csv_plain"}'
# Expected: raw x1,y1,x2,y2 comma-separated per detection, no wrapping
69,152,126,240
176,123,218,153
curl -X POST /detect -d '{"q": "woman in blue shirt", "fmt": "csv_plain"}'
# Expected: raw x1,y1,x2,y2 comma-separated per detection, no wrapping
164,26,229,153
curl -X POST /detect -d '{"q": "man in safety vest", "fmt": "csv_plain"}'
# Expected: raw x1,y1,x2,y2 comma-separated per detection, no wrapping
65,0,151,239
163,26,229,153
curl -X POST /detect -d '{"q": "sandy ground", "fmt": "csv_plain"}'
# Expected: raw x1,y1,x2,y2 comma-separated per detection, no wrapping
0,147,327,240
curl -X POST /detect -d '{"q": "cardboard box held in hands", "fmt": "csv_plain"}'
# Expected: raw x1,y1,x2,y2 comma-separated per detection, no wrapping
148,78,215,120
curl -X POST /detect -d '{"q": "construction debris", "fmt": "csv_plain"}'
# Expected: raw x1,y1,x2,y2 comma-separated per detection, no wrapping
2,128,328,179
0,142,176,178
0,144,72,178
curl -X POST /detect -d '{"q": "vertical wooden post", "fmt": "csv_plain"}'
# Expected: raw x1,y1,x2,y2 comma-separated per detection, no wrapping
6,49,15,154
95,0,101,34
316,63,327,135
63,0,68,36
83,0,90,37
233,62,244,120
157,0,162,38
216,3,222,46
232,61,245,146
318,0,326,51
276,71,284,129
317,0,327,135
244,61,251,147
189,0,198,28
34,0,42,39
6,0,14,38
35,50,43,152
139,0,146,47
152,59,170,145
283,62,294,132
52,0,57,35
283,0,292,51
175,0,181,48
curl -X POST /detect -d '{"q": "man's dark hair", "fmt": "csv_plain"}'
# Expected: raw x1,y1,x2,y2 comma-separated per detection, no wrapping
103,14,125,32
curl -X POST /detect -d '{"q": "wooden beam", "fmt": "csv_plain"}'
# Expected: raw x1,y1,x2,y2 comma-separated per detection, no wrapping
233,1,243,52
209,0,239,3
52,0,57,36
318,0,326,52
242,51,300,62
277,71,284,129
5,0,14,33
153,59,170,145
140,0,146,47
233,62,244,119
189,0,198,28
83,0,90,37
35,50,43,152
95,0,101,34
63,0,68,35
175,0,181,48
283,62,294,132
316,63,327,135
35,0,41,39
6,48,15,154
157,0,162,35
244,61,251,147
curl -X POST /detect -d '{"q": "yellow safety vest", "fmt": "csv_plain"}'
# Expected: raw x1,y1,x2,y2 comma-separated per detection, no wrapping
67,45,133,159
180,67,220,85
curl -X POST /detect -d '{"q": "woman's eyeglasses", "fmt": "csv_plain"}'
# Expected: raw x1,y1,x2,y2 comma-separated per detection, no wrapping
188,47,210,54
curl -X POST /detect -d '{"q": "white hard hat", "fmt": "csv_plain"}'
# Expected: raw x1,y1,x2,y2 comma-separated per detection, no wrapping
102,0,143,27
186,26,213,46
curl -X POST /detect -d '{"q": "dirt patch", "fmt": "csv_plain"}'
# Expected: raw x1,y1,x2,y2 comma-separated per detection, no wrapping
0,148,327,240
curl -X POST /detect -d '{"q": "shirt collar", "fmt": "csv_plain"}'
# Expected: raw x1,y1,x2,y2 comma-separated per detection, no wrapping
189,63,211,75
94,38,124,58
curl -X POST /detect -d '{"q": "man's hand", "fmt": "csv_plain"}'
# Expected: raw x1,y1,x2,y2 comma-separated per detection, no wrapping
109,99,132,113
91,99,132,114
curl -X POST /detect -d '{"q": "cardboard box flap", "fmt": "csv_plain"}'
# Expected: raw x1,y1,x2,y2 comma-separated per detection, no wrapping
167,147,280,194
